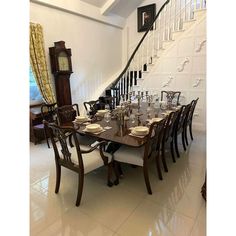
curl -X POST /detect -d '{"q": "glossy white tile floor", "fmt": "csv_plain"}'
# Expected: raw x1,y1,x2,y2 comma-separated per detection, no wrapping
30,130,206,236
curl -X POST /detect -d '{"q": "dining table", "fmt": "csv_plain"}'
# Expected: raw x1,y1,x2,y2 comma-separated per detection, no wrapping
64,102,180,149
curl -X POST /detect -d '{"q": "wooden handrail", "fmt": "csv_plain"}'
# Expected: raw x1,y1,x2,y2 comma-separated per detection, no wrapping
110,0,170,88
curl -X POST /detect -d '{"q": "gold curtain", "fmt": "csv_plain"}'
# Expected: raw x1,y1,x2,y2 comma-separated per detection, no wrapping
30,22,56,104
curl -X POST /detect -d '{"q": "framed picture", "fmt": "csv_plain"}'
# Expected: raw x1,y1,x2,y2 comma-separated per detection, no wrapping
137,4,156,32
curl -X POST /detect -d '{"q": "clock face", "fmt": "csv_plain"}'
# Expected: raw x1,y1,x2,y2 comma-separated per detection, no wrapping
58,51,69,71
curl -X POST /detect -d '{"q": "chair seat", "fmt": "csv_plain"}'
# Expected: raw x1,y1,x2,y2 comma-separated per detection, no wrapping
114,145,145,166
60,145,112,174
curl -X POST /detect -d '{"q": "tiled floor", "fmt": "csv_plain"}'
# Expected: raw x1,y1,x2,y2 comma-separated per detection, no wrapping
30,130,206,236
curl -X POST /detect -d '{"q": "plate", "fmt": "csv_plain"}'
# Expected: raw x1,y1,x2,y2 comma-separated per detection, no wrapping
96,109,109,116
84,126,103,133
75,116,88,122
131,129,148,136
151,117,163,123
86,124,101,132
133,126,149,135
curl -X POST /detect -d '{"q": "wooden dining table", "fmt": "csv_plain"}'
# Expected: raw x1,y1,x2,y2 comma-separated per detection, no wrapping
65,102,180,148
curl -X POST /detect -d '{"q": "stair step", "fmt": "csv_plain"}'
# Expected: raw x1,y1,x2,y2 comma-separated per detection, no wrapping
193,8,206,19
182,19,196,30
171,29,185,40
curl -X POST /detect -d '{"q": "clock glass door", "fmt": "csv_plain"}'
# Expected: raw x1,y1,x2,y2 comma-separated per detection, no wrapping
58,51,69,71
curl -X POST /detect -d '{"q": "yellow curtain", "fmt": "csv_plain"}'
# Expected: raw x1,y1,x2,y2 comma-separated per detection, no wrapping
30,22,56,104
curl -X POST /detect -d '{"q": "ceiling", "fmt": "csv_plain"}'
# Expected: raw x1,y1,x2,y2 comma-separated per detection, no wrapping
80,0,145,18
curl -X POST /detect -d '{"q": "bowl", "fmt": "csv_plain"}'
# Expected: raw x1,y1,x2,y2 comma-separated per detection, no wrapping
151,117,163,123
75,116,87,122
96,109,108,116
133,126,149,135
86,124,101,132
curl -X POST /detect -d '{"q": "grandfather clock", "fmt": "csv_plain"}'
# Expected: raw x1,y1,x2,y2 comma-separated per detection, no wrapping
49,41,73,106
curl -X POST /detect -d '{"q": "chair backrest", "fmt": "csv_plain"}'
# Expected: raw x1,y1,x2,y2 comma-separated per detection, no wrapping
187,98,199,124
143,118,167,161
83,100,100,116
56,104,80,125
99,96,115,110
163,110,180,141
41,103,57,123
44,121,84,171
161,91,181,105
175,104,192,133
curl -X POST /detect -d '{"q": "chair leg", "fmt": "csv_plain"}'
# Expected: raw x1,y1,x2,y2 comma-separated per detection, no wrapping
44,128,50,148
143,163,152,194
182,131,186,151
189,123,194,140
117,162,124,177
155,150,163,180
76,172,84,207
107,163,113,187
184,127,189,146
55,164,61,193
113,161,120,185
170,140,176,163
161,142,168,172
174,133,180,158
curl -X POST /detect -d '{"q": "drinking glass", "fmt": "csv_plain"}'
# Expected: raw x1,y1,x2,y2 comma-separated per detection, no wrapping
130,114,136,126
104,112,111,129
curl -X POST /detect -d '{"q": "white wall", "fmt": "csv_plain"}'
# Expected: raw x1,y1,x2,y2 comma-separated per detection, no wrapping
30,1,123,111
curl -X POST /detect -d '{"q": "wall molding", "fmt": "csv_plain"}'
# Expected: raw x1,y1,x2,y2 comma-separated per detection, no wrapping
177,57,190,72
192,78,202,87
195,39,206,52
162,76,174,87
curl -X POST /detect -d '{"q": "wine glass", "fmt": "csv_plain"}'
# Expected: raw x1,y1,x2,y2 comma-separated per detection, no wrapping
104,112,111,129
130,113,136,126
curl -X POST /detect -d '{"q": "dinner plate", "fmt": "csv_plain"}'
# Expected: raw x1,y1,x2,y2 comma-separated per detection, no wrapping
131,129,148,136
151,117,163,122
84,126,103,133
133,126,149,135
86,124,101,132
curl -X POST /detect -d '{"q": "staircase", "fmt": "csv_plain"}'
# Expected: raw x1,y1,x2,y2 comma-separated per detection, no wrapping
103,0,206,104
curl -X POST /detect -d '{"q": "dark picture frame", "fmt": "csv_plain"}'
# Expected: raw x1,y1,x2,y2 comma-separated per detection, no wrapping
137,4,156,32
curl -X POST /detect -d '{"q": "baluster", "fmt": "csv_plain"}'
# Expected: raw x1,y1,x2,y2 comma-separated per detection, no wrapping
141,44,144,72
184,0,187,20
174,0,177,31
146,35,149,66
179,0,182,30
152,22,155,59
168,0,172,40
163,5,166,41
189,0,192,20
194,0,197,10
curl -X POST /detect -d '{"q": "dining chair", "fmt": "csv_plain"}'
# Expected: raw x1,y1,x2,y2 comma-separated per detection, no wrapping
184,98,199,145
32,102,57,148
173,103,191,157
83,100,100,117
161,110,180,172
99,96,115,110
56,104,98,147
44,121,114,206
113,119,166,194
161,91,181,105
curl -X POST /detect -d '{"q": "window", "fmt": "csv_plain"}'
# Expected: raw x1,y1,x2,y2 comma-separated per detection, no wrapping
30,66,43,105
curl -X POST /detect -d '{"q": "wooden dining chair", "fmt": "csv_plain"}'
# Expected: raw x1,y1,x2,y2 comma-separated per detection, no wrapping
44,121,114,206
173,104,191,157
113,119,166,194
32,102,57,148
56,103,98,147
161,110,180,172
184,98,199,145
56,104,80,125
83,100,100,117
161,91,181,105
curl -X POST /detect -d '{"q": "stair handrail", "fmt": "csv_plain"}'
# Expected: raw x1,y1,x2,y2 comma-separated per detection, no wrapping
110,0,170,89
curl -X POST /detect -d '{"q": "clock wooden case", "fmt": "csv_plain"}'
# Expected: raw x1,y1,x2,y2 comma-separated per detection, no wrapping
49,41,73,106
